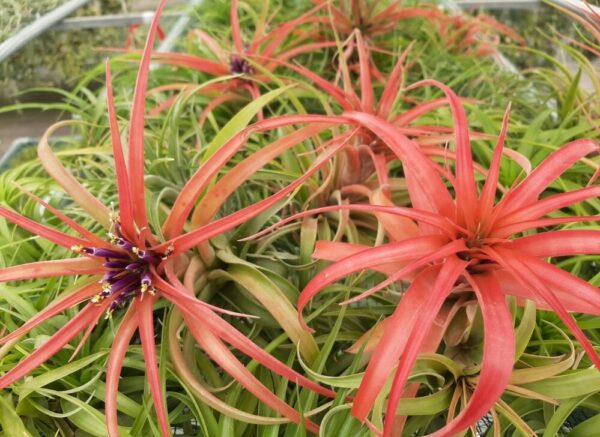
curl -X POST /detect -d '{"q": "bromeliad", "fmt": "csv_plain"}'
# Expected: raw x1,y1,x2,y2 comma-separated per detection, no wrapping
139,0,336,124
0,1,338,435
251,81,600,436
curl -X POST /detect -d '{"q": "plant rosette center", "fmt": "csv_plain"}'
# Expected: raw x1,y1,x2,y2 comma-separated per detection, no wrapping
455,229,507,270
230,54,253,75
72,220,167,316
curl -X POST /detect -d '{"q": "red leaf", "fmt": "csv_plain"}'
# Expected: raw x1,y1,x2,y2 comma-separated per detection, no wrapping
105,60,136,240
0,258,103,283
381,257,466,436
273,41,338,64
183,313,319,433
162,129,251,239
496,259,600,315
509,230,600,258
157,132,347,255
37,123,111,229
230,0,244,54
488,247,600,369
161,264,257,319
493,215,600,237
0,206,89,250
260,3,329,59
494,185,600,233
351,268,439,421
298,235,448,332
151,52,229,75
0,280,101,345
135,297,171,436
15,185,110,248
245,203,459,243
427,272,515,437
313,241,399,275
0,304,102,389
190,124,334,231
342,111,454,219
407,80,477,228
496,139,599,217
259,57,353,110
479,103,511,228
106,305,138,437
392,98,455,126
355,31,374,113
154,274,336,399
128,0,168,233
341,239,466,305
378,42,413,119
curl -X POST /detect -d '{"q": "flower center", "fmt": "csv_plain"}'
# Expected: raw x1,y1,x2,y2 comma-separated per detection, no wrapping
230,55,252,75
72,222,164,317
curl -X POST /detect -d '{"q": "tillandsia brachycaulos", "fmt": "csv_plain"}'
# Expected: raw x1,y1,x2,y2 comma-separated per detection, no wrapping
0,0,598,436
251,83,600,436
118,0,337,126
0,1,346,434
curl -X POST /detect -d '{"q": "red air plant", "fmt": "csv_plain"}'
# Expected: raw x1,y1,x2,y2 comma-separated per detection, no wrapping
309,1,523,62
250,81,600,436
141,0,335,124
268,35,502,203
309,0,444,43
434,11,526,57
0,2,340,435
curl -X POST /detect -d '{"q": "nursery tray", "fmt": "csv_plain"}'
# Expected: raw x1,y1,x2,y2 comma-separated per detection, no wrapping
0,136,74,172
0,137,38,171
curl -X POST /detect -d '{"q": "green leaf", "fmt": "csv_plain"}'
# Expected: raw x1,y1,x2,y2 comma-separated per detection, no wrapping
217,250,319,362
559,68,582,122
0,394,31,437
202,86,293,161
514,300,536,361
397,386,453,416
41,388,132,437
542,393,593,437
17,352,106,398
522,369,600,399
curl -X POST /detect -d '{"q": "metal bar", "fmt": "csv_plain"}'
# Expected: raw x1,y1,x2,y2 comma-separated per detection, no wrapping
0,0,90,62
53,12,183,30
454,0,540,9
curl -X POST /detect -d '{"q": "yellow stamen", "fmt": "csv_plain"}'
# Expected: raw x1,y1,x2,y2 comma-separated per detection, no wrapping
91,294,103,304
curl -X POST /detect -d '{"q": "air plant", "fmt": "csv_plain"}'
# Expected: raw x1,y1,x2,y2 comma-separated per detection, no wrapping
138,0,336,124
433,11,526,57
272,32,501,194
308,0,524,68
256,34,519,251
539,0,600,140
308,0,443,44
0,1,343,434
2,0,600,434
251,82,600,436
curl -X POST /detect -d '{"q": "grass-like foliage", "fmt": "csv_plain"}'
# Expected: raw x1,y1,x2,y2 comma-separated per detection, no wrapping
0,0,598,436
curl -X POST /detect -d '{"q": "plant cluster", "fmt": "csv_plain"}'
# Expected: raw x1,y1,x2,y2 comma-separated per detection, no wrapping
0,0,598,436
